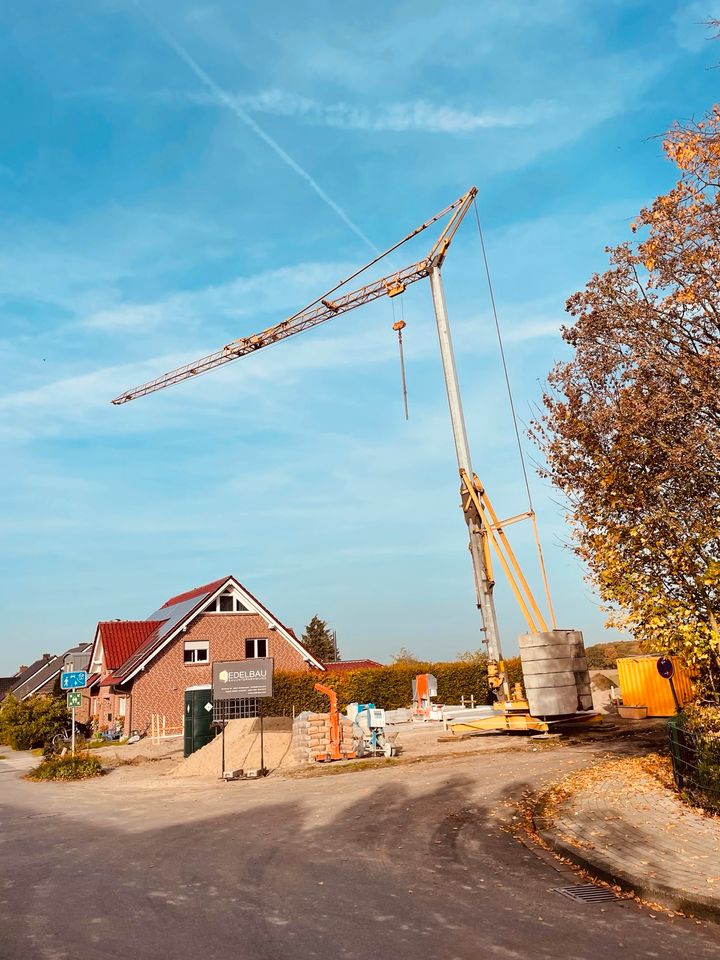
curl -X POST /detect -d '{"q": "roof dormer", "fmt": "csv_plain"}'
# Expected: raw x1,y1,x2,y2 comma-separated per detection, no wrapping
203,586,250,614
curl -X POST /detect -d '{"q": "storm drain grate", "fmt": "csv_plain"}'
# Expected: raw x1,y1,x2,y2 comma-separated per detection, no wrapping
553,884,619,904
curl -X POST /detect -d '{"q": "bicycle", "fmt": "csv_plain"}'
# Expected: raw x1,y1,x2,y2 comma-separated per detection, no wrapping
51,726,86,752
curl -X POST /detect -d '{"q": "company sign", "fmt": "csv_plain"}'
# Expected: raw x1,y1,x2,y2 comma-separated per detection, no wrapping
212,658,274,700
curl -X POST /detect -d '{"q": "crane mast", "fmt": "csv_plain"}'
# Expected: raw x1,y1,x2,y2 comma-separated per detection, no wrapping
113,187,510,697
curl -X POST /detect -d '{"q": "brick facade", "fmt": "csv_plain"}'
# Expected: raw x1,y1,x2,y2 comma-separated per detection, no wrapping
123,612,310,732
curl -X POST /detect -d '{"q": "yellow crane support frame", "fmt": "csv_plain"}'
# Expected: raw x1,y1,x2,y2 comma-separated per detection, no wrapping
460,470,556,635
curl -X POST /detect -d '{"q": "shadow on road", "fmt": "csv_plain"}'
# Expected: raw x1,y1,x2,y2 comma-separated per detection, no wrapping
0,754,716,960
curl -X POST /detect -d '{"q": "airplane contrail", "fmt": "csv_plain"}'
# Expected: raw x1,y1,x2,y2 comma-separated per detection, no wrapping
131,1,378,254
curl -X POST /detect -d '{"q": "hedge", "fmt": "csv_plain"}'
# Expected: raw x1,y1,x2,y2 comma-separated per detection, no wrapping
263,657,523,717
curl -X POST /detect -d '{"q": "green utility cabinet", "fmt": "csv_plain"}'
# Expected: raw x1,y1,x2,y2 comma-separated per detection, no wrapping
184,685,216,758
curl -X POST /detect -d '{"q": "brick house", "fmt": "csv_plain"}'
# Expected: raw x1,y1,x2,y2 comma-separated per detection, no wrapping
83,575,323,732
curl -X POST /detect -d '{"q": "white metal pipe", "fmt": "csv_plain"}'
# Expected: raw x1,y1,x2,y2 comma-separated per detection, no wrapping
428,266,507,690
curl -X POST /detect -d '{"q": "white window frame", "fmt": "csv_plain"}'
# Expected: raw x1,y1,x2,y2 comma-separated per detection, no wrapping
184,640,210,664
245,638,268,659
204,590,249,613
91,640,104,672
117,697,127,717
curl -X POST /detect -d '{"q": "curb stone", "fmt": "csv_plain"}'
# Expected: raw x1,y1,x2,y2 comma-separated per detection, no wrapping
533,790,720,923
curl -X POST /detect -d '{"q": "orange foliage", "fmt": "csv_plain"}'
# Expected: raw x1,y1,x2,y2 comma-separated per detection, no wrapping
533,105,720,699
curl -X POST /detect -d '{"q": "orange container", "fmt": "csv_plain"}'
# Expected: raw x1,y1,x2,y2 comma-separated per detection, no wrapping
617,655,695,717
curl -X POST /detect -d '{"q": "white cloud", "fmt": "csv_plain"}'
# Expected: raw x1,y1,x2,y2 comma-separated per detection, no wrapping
70,86,557,133
0,297,562,444
211,90,560,133
82,260,356,332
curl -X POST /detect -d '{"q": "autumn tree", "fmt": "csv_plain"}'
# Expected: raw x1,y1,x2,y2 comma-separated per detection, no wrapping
0,694,69,750
390,647,422,666
301,615,338,662
533,105,720,700
455,648,487,664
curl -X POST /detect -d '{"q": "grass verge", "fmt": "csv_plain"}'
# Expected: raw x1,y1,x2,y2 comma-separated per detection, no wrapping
26,753,103,781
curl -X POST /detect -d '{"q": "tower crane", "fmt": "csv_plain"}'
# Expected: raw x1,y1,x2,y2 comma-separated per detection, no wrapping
113,187,560,718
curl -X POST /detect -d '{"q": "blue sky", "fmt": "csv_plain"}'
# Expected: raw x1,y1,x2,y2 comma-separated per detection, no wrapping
1,1,718,674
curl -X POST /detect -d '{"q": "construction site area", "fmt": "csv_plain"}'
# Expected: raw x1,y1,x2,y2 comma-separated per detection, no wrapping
97,187,693,772
3,187,696,780
4,7,720,960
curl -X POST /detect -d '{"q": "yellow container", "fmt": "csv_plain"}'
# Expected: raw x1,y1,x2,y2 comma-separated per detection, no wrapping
617,655,695,717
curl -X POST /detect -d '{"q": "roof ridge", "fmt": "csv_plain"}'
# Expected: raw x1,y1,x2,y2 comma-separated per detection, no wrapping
160,576,231,609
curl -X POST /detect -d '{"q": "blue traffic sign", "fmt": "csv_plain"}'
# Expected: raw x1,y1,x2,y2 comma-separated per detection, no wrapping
61,671,87,690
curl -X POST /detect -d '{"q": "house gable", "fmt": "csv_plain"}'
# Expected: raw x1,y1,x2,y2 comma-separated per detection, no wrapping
116,575,324,685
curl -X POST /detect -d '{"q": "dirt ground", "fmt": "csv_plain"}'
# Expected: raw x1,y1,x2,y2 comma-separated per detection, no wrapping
81,715,667,793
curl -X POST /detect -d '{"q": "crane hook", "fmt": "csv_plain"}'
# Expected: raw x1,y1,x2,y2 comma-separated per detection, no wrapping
392,319,409,421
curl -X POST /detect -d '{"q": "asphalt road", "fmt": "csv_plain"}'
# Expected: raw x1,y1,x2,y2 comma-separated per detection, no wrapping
1,740,717,960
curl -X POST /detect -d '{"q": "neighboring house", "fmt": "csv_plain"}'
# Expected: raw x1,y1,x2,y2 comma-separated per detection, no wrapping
7,644,92,702
62,644,91,675
5,654,56,700
84,575,323,732
11,654,63,700
0,674,20,700
321,659,384,673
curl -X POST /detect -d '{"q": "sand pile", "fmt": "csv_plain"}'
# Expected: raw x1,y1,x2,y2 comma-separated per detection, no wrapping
174,717,294,777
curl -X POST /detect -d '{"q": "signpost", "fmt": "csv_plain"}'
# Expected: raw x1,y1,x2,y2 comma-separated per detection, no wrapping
62,672,87,755
657,656,680,713
212,659,274,778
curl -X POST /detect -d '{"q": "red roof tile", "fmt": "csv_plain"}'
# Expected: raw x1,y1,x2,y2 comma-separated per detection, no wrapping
100,673,124,686
321,659,384,673
161,577,229,609
98,621,166,671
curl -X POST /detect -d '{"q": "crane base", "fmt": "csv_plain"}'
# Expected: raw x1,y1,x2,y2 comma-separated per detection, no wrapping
450,711,549,736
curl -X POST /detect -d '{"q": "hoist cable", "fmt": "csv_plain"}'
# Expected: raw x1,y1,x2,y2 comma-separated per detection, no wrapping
473,200,534,510
397,328,409,420
286,194,469,328
473,200,557,629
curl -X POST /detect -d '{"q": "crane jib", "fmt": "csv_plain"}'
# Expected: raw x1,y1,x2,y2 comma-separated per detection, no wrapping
111,258,431,404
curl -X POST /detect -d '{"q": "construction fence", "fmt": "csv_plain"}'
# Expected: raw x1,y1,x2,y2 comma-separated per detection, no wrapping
667,714,720,814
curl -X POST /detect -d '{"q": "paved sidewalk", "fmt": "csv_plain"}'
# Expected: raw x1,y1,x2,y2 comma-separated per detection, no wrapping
535,754,720,920
0,750,37,777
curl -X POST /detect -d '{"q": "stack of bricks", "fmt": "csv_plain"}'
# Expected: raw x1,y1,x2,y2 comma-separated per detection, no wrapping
339,717,356,756
291,712,357,763
292,712,330,763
